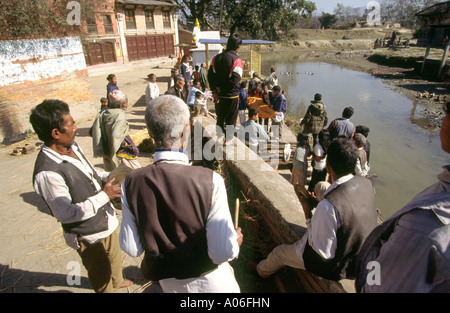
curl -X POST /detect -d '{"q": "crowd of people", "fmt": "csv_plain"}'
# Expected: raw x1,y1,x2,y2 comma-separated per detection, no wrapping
27,32,449,294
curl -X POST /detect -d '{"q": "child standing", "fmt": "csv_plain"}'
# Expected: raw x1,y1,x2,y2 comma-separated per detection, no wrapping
194,91,210,117
238,81,248,125
290,133,311,187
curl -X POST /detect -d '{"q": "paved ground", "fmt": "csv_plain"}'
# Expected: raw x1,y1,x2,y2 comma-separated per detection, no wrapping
0,56,299,293
0,57,176,293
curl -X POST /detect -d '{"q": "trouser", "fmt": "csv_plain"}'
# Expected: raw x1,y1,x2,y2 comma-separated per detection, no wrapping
77,231,124,293
257,242,306,278
271,119,284,138
216,97,239,141
308,168,327,193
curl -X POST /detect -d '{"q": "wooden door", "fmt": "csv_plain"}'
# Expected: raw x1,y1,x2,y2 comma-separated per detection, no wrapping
89,43,103,65
137,36,148,60
146,36,157,58
163,35,174,56
102,42,116,63
155,35,165,57
126,37,139,61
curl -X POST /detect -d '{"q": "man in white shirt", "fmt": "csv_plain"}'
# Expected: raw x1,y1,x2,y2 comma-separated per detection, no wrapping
120,95,243,292
30,99,133,293
257,138,377,281
145,73,160,105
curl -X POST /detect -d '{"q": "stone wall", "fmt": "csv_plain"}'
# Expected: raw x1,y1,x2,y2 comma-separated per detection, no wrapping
0,36,96,144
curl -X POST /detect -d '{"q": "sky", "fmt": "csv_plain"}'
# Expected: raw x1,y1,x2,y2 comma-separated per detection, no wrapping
312,0,374,13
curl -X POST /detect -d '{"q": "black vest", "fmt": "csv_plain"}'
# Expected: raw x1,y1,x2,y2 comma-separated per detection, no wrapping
303,176,378,281
124,162,217,281
33,147,109,236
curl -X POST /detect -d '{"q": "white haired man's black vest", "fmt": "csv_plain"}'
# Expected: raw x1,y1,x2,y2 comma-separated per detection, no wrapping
302,176,378,281
32,147,109,236
124,162,217,281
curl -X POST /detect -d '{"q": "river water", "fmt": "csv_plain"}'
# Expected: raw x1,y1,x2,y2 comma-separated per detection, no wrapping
261,54,448,218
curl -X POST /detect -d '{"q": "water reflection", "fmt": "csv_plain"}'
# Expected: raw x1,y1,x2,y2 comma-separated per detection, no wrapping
261,56,447,218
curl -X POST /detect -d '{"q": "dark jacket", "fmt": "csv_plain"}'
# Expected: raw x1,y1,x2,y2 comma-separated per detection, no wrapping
303,176,378,281
165,86,187,103
302,101,328,135
33,147,109,236
124,162,217,281
207,50,243,98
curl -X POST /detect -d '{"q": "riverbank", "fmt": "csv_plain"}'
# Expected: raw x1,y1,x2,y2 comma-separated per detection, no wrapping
249,28,449,133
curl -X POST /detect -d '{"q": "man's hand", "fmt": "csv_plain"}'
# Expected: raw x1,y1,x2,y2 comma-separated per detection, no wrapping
236,227,243,247
103,178,121,200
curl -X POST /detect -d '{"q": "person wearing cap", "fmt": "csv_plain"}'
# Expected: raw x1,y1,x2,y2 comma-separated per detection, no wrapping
300,93,328,147
30,99,134,293
355,102,450,293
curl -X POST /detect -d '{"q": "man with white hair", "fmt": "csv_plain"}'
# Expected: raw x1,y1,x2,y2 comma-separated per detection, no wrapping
91,89,140,171
119,95,243,292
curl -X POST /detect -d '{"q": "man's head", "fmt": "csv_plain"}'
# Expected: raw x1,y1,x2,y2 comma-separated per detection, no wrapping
174,74,185,90
171,68,178,76
100,97,108,106
109,90,128,109
248,108,259,120
326,138,359,179
30,99,76,147
226,33,242,51
313,93,322,102
272,85,281,96
145,95,190,148
342,106,354,119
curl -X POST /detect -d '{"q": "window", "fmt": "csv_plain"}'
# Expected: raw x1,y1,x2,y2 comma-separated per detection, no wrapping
162,11,171,29
103,15,114,34
145,10,154,29
125,9,136,29
87,16,97,34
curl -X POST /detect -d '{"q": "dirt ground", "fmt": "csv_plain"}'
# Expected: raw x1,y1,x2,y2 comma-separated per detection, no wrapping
0,27,448,294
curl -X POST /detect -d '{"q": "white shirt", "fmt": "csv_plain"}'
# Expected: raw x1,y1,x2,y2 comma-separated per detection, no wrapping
295,174,354,260
119,150,240,292
145,82,160,104
313,143,326,170
33,144,119,250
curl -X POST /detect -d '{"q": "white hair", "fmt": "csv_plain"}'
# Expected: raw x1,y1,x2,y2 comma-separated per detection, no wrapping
109,90,127,108
145,95,190,148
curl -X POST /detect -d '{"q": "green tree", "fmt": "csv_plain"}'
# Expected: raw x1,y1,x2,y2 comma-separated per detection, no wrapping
217,0,316,40
0,0,96,40
380,0,441,28
318,12,338,29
